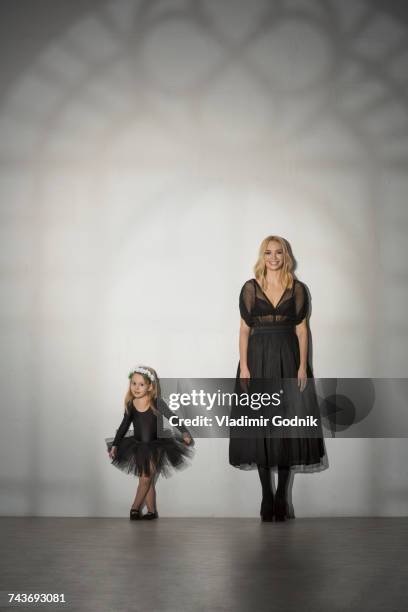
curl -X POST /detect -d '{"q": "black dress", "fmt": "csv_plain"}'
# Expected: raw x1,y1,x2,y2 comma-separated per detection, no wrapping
106,397,194,478
228,278,326,472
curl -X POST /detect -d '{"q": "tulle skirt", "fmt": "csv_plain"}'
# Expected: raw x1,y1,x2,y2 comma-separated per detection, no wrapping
229,325,327,473
105,432,194,478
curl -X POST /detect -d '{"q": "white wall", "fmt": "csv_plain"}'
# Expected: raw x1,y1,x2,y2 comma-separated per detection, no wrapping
1,0,408,516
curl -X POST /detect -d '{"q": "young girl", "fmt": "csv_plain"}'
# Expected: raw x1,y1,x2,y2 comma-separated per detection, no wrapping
106,365,194,520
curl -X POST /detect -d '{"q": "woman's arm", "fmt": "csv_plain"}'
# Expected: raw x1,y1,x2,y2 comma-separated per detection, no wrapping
238,280,255,377
294,281,310,391
295,318,308,391
239,318,251,377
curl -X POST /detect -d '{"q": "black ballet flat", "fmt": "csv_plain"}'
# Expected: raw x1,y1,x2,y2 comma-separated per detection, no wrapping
260,498,274,522
273,497,287,522
129,508,141,521
142,511,158,520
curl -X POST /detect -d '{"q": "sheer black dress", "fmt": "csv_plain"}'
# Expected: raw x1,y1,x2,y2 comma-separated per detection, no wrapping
228,278,326,472
106,397,194,478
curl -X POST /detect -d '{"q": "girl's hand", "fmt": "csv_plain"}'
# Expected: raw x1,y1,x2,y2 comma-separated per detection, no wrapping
109,446,117,460
183,434,193,445
297,367,308,392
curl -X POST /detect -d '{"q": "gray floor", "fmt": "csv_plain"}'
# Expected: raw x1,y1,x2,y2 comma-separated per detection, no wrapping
0,518,407,612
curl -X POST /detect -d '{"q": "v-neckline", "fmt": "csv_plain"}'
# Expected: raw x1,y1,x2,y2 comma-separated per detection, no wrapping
254,279,286,310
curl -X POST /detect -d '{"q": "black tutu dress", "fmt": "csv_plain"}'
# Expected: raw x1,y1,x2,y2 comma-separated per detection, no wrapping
106,397,194,478
229,278,327,472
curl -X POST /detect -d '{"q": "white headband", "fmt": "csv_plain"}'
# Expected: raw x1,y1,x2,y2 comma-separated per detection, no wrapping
128,366,156,383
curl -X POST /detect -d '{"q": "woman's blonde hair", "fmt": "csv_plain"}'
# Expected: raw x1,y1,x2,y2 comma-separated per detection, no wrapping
124,365,161,415
253,235,294,291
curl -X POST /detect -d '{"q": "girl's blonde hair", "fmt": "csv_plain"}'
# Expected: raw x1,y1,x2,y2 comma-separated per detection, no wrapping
125,365,161,415
253,235,294,291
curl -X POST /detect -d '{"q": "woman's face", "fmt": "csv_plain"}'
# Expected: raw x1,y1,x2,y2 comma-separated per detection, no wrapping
130,373,152,398
264,240,284,271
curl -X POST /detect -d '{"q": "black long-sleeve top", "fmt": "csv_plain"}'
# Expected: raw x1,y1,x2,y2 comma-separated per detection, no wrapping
111,397,191,447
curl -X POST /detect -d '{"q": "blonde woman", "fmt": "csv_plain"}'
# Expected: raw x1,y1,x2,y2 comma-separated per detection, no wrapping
229,236,326,521
106,366,194,520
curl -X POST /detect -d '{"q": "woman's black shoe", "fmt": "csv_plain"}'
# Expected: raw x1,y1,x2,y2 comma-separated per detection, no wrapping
260,497,274,522
142,511,158,520
273,497,287,522
129,508,141,521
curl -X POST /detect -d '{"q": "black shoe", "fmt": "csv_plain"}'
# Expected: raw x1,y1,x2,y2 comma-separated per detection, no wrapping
142,511,158,520
260,497,274,522
129,508,141,521
273,497,287,522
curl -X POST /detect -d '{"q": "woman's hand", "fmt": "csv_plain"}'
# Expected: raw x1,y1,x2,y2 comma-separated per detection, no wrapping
239,365,251,392
240,365,251,379
297,366,308,392
108,446,117,460
183,433,193,445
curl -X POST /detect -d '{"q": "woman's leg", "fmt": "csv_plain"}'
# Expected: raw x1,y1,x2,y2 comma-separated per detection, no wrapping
257,464,273,499
274,465,291,521
276,465,290,499
257,464,274,520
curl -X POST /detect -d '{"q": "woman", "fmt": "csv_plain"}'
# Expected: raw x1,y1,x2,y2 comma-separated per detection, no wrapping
229,236,326,522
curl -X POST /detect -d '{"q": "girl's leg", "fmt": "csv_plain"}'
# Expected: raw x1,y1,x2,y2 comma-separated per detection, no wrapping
131,462,157,511
131,475,153,510
144,480,156,513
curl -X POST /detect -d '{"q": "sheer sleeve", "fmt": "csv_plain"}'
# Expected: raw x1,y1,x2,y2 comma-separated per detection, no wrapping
239,280,256,327
156,397,192,437
294,281,309,324
111,404,132,447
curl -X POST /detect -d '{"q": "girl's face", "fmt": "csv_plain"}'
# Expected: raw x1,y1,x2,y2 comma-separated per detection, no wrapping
264,240,284,272
130,373,152,399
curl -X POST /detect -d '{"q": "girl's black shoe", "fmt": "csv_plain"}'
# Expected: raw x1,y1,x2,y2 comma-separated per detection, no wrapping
142,511,158,520
129,508,141,521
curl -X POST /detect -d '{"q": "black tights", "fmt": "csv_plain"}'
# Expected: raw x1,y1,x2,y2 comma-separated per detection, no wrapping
132,469,157,512
257,465,273,502
257,465,290,500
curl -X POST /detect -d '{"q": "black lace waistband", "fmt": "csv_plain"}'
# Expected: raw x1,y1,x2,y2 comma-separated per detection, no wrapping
251,325,295,334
